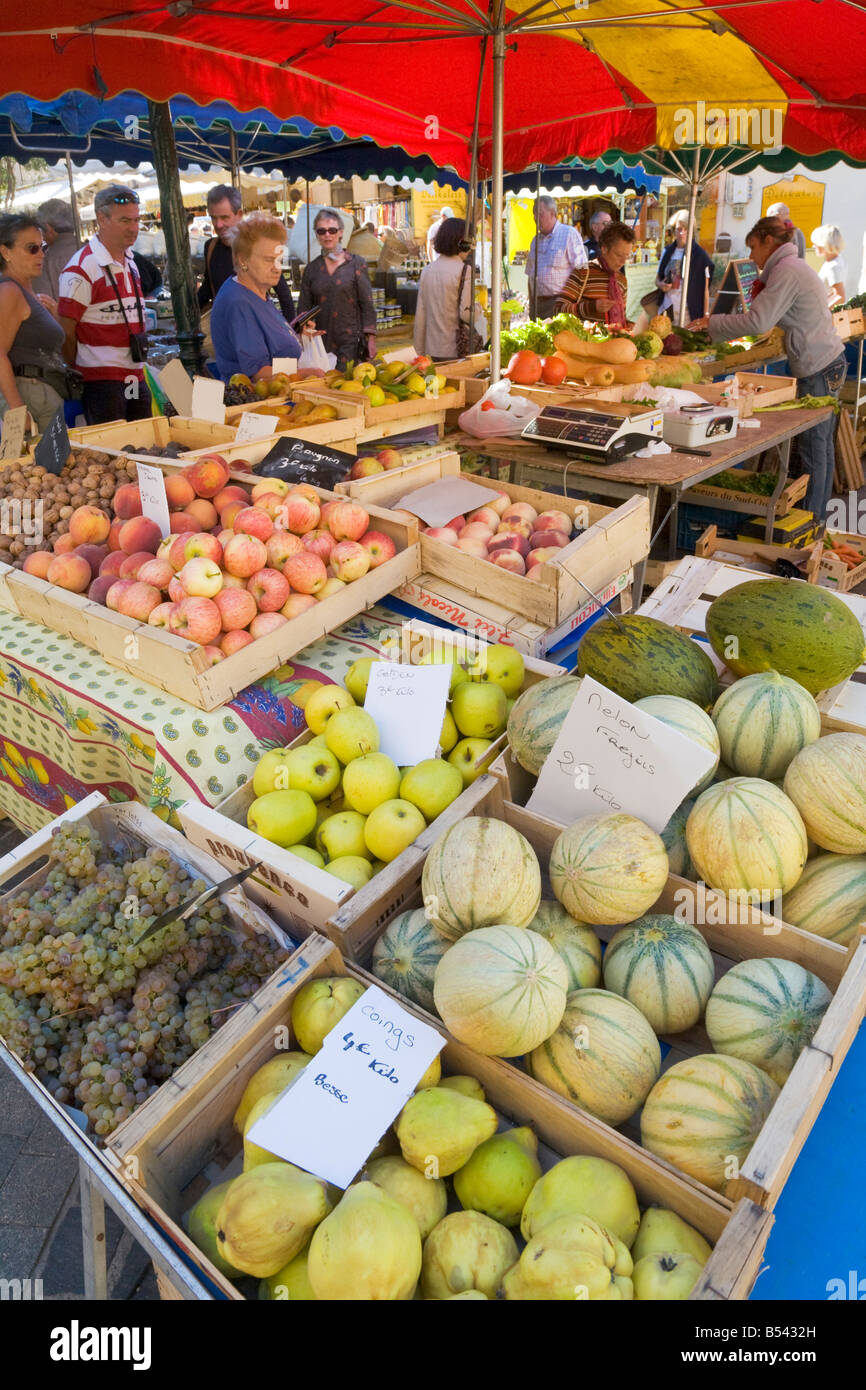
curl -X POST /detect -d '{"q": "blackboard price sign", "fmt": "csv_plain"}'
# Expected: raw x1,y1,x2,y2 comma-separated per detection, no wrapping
33,407,71,475
712,258,759,315
254,436,356,490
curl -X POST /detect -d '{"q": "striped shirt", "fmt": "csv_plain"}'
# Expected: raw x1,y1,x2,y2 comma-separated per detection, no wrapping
525,222,587,298
58,236,145,382
557,256,630,327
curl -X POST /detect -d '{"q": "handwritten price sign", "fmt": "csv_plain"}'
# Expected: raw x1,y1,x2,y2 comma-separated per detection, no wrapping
364,661,452,764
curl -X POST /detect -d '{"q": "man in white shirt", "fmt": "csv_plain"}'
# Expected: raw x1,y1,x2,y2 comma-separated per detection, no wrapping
426,207,454,263
526,195,588,318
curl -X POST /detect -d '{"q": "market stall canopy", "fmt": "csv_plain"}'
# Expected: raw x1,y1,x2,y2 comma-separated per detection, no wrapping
4,2,866,173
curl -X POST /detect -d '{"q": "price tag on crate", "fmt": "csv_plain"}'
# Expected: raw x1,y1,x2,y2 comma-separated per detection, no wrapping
0,406,28,461
527,675,717,832
190,376,226,424
364,660,452,764
247,984,444,1187
235,410,280,444
136,462,171,537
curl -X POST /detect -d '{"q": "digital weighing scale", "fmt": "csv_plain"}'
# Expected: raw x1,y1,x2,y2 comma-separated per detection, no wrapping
521,402,664,463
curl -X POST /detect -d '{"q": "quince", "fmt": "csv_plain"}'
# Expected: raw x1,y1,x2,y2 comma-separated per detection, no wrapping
453,1126,541,1227
395,1085,497,1176
187,1179,243,1279
340,379,366,394
521,1155,640,1248
364,383,386,407
260,1245,317,1300
631,1207,711,1266
229,373,252,388
421,1210,517,1299
216,1163,332,1278
503,1213,633,1300
353,362,377,383
233,1051,312,1132
633,1251,704,1300
308,1182,422,1300
366,1155,447,1238
438,1074,485,1102
290,976,365,1054
406,372,427,394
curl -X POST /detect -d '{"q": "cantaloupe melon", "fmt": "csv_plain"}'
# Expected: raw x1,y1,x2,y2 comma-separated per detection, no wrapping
661,798,695,878
602,915,715,1034
685,778,807,896
507,675,582,776
526,901,602,992
783,733,866,854
371,908,451,1011
550,814,668,926
704,957,831,1085
783,853,866,944
711,671,820,780
421,817,541,941
634,695,719,792
433,926,568,1056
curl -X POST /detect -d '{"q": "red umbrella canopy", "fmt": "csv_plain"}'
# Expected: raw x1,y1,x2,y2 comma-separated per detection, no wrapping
5,2,866,173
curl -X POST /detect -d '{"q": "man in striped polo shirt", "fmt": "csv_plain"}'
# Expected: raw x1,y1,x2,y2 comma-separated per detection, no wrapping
58,185,152,424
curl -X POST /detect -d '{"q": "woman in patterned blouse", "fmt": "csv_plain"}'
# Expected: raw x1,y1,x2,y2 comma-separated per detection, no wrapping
297,208,377,368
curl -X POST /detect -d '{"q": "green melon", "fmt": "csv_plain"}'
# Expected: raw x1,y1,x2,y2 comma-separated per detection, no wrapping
783,733,866,854
634,695,720,792
527,988,661,1125
640,1053,780,1192
601,914,715,1034
705,579,865,695
686,778,807,896
506,675,582,776
704,957,831,1085
661,798,696,878
421,816,541,941
712,671,821,781
371,908,451,1012
526,901,602,991
576,615,718,709
550,813,669,926
783,853,866,944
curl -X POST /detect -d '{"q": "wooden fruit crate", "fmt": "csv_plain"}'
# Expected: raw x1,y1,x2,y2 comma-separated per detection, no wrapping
680,470,809,517
106,931,772,1301
638,555,866,734
0,491,420,713
817,531,866,593
334,450,650,630
326,774,866,1212
178,622,564,949
695,524,823,582
295,377,466,428
215,395,363,449
67,416,238,455
690,372,797,413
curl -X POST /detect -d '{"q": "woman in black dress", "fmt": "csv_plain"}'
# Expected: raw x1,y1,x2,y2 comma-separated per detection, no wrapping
297,208,377,368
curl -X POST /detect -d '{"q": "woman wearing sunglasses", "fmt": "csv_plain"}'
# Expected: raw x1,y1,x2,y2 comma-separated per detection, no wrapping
0,213,68,432
297,208,377,368
210,213,303,384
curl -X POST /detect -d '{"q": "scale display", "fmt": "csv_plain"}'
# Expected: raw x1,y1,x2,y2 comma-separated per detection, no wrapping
522,404,664,462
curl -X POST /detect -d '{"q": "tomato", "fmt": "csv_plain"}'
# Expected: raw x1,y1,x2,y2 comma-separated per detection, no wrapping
480,401,496,411
540,356,568,385
503,349,543,385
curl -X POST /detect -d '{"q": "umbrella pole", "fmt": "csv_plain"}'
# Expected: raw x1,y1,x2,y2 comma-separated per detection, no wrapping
465,33,487,365
229,129,239,190
305,180,311,263
531,162,541,319
678,147,700,328
490,10,505,380
147,99,204,374
65,153,82,248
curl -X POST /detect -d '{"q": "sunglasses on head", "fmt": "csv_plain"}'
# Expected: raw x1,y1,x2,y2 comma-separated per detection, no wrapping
316,226,341,236
104,194,139,206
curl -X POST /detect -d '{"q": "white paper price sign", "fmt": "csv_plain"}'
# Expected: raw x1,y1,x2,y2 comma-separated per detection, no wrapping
394,477,501,529
271,357,299,376
159,359,192,416
247,984,444,1187
190,376,226,424
364,660,452,764
235,410,279,443
0,406,28,461
527,675,717,832
136,463,171,538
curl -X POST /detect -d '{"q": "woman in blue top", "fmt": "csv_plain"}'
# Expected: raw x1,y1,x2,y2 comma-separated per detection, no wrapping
211,213,302,383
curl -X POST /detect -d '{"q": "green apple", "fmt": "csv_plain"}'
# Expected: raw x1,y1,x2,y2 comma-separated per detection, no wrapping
342,752,401,815
308,733,329,749
287,845,326,870
325,708,380,764
304,683,355,735
439,707,458,753
400,758,463,821
284,744,342,801
323,856,374,890
316,810,372,861
451,681,507,738
418,650,470,695
247,789,317,848
252,748,294,797
364,798,426,862
448,737,493,787
467,642,525,697
345,657,378,704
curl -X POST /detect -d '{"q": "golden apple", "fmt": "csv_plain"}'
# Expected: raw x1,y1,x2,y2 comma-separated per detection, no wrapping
363,799,426,862
400,759,463,821
316,810,371,861
342,752,401,815
304,683,355,735
451,681,507,739
247,789,317,848
448,738,493,786
467,643,525,698
324,707,380,764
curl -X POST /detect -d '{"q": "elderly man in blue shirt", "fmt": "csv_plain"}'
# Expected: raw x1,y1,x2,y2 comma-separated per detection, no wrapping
526,196,588,319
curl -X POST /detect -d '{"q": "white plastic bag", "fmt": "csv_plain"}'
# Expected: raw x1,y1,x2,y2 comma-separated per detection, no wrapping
458,379,541,439
298,334,337,372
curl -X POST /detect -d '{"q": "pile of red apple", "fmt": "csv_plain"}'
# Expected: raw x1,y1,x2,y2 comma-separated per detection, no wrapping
21,455,397,664
348,447,404,481
420,494,579,579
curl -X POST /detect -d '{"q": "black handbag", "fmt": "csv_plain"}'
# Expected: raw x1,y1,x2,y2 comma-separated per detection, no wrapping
456,259,484,356
105,263,149,363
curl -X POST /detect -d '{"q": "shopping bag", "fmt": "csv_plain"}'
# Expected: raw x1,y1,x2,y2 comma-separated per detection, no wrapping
458,379,541,438
299,335,337,372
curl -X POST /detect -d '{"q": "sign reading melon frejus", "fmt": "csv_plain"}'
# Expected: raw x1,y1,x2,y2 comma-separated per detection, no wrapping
247,984,444,1188
136,462,171,538
526,675,717,833
363,660,452,764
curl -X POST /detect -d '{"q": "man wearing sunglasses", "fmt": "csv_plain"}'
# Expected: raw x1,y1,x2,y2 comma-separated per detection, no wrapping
58,184,152,424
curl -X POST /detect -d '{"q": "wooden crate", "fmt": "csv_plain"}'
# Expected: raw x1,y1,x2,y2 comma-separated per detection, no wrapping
0,492,420,712
680,470,809,517
690,373,797,414
295,377,466,428
106,933,772,1301
818,531,866,592
326,774,866,1212
67,416,238,454
432,353,490,379
333,450,650,630
695,525,823,582
638,555,866,734
215,395,363,450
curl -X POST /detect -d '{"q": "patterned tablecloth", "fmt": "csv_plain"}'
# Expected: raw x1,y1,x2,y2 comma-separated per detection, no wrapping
0,605,407,833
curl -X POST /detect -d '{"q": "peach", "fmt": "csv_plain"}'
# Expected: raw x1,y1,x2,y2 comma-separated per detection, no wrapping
529,528,570,551
99,551,127,578
119,516,162,555
220,629,256,656
148,601,177,628
119,551,157,580
535,510,572,535
179,557,224,598
424,527,460,545
287,483,320,506
168,576,186,604
169,511,200,534
497,518,533,539
503,503,537,525
233,506,274,542
181,455,230,498
105,578,136,612
266,532,304,568
349,456,385,480
164,475,196,509
247,567,290,612
22,551,53,578
223,533,267,579
213,485,249,511
249,612,289,640
283,495,321,536
107,520,124,551
491,550,526,575
74,544,110,573
466,506,500,530
489,533,530,559
455,538,488,558
69,505,111,547
487,491,511,516
302,529,334,564
317,578,345,599
459,523,494,543
112,484,143,519
327,500,368,542
185,498,219,531
137,558,174,590
280,593,318,618
330,540,370,583
214,587,258,632
88,574,117,606
359,530,396,568
525,565,545,583
444,514,466,533
182,532,223,565
219,501,246,530
53,534,77,555
116,581,162,621
284,552,328,595
526,547,561,569
169,596,222,645
376,448,403,470
251,478,290,502
201,645,224,666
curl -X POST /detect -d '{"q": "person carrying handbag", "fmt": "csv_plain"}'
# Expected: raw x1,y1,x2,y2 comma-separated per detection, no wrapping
414,217,481,362
0,213,79,433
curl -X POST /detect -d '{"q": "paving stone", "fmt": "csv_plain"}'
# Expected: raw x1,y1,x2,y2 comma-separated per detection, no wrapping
0,1149,77,1226
0,1223,46,1275
0,1132,23,1187
0,1068,41,1139
21,1107,70,1156
36,1205,86,1299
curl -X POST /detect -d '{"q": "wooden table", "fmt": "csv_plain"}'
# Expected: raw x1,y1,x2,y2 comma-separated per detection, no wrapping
449,405,833,605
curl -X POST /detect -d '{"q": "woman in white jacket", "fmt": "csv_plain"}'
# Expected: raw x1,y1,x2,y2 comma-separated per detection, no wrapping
691,215,847,520
414,218,473,362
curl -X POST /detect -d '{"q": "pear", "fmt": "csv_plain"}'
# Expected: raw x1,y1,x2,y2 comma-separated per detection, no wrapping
259,1245,317,1300
414,1054,442,1091
453,1127,542,1227
631,1207,712,1266
395,1086,498,1177
290,977,366,1054
521,1155,640,1249
438,1075,486,1102
186,1180,243,1279
366,1155,447,1239
633,1251,704,1300
233,1052,312,1133
242,1094,312,1173
217,1163,332,1278
503,1213,632,1300
307,1182,422,1300
421,1210,518,1300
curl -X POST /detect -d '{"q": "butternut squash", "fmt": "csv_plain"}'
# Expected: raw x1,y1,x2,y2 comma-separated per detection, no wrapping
553,331,638,364
582,365,616,388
